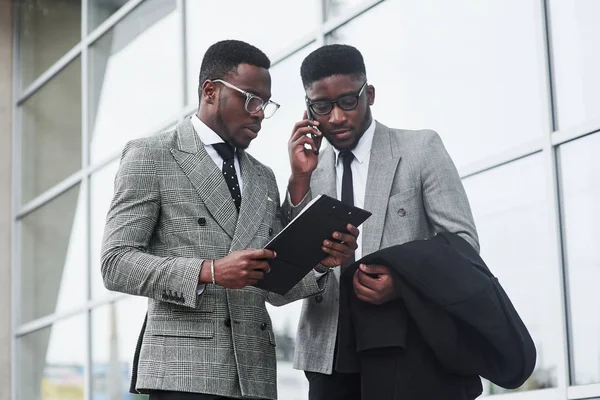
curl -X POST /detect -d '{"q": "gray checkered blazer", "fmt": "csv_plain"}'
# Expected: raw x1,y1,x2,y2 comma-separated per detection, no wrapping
101,118,326,399
284,121,479,375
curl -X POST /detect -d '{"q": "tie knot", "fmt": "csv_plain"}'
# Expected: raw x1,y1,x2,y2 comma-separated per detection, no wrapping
213,143,235,161
340,150,354,167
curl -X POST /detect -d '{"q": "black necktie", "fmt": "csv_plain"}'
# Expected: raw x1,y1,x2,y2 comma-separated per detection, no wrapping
212,143,241,212
340,150,355,265
335,150,360,374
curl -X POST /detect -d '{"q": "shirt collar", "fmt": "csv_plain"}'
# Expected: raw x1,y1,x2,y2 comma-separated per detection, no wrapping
333,118,376,165
190,114,228,147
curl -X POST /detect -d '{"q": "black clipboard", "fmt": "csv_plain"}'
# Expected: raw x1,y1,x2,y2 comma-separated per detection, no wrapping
254,195,372,295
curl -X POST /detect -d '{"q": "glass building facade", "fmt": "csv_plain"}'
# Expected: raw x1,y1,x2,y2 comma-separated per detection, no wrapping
2,0,600,399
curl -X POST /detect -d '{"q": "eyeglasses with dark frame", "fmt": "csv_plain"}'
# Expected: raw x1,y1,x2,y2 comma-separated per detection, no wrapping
211,79,280,119
306,81,368,116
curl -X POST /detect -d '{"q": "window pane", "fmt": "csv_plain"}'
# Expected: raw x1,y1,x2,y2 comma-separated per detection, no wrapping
463,154,560,393
21,58,82,204
184,0,318,107
20,184,85,324
325,0,367,20
88,0,128,32
89,0,180,164
18,314,85,400
18,0,81,88
558,132,600,385
91,297,149,400
328,0,549,172
549,0,600,130
90,161,120,300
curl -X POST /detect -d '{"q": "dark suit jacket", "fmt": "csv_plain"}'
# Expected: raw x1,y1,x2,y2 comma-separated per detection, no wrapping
339,232,536,399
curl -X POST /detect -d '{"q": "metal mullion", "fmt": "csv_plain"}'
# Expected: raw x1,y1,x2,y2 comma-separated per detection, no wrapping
17,0,146,106
85,0,145,47
86,292,129,311
178,0,188,115
16,170,84,220
81,0,92,399
458,139,543,179
567,383,600,399
16,42,83,105
15,305,89,337
552,120,600,147
322,0,384,36
11,1,22,398
541,0,570,396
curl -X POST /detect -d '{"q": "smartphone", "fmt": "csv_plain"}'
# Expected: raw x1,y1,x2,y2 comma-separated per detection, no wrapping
305,100,319,155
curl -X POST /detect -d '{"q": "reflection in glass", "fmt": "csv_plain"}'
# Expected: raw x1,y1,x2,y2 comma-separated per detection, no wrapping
549,1,600,130
88,0,128,32
249,45,317,399
463,155,559,393
89,0,180,164
184,0,318,107
558,133,600,385
328,0,548,172
18,314,85,400
92,297,149,400
21,58,82,204
20,184,85,324
325,0,367,20
18,0,81,88
91,161,120,300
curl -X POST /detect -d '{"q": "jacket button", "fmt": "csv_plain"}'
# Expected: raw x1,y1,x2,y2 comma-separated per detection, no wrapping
268,227,274,236
397,208,406,217
224,318,231,328
198,217,206,226
260,322,268,331
315,295,323,303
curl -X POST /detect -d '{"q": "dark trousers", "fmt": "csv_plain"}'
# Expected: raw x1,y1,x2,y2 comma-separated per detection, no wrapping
305,370,361,400
148,391,247,400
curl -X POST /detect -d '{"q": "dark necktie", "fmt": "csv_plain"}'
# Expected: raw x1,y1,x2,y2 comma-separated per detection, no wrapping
212,143,241,212
335,149,360,373
340,150,355,265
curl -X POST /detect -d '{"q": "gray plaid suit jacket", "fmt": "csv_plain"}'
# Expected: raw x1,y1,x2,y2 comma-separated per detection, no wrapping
284,121,479,375
101,118,326,399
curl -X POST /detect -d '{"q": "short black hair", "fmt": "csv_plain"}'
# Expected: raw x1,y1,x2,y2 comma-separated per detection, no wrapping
300,44,366,89
198,40,270,100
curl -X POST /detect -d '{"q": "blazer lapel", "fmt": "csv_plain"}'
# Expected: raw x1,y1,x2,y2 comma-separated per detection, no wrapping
311,147,337,199
230,150,268,251
362,121,401,256
170,119,237,239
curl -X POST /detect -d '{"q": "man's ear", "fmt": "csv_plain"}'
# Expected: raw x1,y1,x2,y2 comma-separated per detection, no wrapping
367,85,375,106
201,80,217,105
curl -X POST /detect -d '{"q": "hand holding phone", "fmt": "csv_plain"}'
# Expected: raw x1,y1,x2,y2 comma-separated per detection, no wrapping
305,100,320,155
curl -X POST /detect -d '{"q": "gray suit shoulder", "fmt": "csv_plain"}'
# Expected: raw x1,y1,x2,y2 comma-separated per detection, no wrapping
121,129,179,158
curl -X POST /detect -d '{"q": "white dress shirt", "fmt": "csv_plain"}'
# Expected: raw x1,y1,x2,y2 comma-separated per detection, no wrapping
190,115,243,294
313,118,376,277
331,118,376,262
190,114,244,192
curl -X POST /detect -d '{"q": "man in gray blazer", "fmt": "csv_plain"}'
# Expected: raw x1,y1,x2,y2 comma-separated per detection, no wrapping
284,44,479,399
101,40,358,400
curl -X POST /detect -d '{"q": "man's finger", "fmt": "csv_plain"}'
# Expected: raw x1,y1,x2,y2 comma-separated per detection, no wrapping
353,271,378,299
248,249,277,259
360,263,390,275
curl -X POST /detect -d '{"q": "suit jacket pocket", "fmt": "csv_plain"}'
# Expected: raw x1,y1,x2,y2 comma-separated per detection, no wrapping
149,319,214,339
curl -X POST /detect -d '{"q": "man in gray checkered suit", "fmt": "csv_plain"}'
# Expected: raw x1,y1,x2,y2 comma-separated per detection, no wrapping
101,40,359,400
